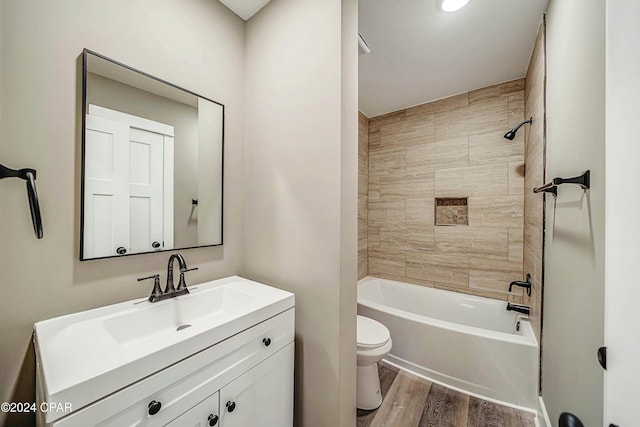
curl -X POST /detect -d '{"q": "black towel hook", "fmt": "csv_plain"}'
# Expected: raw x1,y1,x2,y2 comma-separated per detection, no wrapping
0,163,43,239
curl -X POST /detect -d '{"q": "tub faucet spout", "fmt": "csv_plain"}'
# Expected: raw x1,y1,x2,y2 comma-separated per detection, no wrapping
506,303,530,316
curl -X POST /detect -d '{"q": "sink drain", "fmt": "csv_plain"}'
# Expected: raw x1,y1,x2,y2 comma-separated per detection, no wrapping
176,324,191,331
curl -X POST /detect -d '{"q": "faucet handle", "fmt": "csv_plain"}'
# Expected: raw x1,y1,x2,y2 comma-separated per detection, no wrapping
176,267,198,292
138,274,163,302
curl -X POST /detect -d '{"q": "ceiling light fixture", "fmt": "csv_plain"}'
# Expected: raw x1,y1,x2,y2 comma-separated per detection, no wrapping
440,0,471,13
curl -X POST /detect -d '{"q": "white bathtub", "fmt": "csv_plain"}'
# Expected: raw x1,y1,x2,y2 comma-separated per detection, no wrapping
357,276,539,410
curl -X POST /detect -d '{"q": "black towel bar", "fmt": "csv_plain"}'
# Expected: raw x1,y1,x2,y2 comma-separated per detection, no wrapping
0,163,43,239
533,170,590,196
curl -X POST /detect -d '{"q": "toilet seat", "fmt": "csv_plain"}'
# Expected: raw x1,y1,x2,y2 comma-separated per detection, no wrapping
357,315,390,350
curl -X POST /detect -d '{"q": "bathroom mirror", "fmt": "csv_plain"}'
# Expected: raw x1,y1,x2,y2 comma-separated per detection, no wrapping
80,49,223,260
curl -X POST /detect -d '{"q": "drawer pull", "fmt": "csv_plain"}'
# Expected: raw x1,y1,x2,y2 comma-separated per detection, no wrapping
263,337,272,347
208,414,219,426
148,400,162,415
226,400,236,413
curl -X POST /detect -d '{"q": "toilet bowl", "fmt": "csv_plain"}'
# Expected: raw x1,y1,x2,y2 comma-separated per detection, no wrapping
357,315,392,410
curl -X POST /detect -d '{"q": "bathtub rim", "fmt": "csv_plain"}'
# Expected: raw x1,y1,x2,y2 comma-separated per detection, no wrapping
358,276,538,348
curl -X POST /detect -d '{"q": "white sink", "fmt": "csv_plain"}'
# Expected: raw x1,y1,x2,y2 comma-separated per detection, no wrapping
34,276,294,417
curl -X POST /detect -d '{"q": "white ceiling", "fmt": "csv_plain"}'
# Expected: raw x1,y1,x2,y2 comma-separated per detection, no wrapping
218,0,271,21
359,0,548,117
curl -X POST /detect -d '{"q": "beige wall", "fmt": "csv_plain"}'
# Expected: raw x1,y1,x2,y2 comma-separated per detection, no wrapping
523,22,546,344
243,0,357,426
543,0,605,424
358,112,369,280
366,81,527,302
0,1,244,426
87,73,201,248
339,0,358,422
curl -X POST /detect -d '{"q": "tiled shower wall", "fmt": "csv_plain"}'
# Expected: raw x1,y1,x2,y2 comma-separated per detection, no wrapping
364,80,528,302
358,112,369,280
523,23,546,341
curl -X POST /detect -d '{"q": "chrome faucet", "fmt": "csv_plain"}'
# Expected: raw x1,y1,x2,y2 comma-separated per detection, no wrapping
137,253,198,303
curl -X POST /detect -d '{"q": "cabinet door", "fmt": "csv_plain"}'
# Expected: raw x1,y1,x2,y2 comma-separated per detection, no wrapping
220,343,294,427
165,392,219,427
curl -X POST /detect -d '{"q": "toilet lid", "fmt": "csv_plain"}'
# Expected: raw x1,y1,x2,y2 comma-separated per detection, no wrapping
357,315,390,349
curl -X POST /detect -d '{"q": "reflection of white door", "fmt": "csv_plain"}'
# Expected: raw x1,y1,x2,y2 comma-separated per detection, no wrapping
83,105,174,258
84,115,130,258
129,128,165,254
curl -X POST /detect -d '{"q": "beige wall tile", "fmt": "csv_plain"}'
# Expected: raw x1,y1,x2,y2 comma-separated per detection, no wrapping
403,276,435,288
509,161,525,195
369,148,405,176
369,130,380,149
406,252,469,285
380,170,434,199
359,112,369,280
406,198,435,224
435,227,509,258
368,225,380,247
369,248,405,277
369,200,405,224
469,131,523,165
468,195,524,228
434,282,511,302
435,98,508,139
358,225,367,251
508,228,524,262
468,79,525,104
369,110,406,133
405,93,469,119
435,163,508,197
379,114,435,149
380,223,435,252
358,248,368,280
508,92,526,128
358,194,368,222
378,272,410,283
406,136,469,170
468,257,524,295
362,80,536,305
359,172,368,196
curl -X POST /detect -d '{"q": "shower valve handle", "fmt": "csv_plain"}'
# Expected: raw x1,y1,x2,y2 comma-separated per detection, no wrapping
508,274,531,296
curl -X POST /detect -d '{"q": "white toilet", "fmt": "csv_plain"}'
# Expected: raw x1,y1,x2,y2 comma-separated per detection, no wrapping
356,315,392,410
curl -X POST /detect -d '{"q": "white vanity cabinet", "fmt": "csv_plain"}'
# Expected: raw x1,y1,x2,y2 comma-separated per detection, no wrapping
34,276,295,427
219,343,294,426
165,391,219,427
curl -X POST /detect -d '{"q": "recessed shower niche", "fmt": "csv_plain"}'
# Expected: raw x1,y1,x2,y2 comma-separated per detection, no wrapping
434,197,468,226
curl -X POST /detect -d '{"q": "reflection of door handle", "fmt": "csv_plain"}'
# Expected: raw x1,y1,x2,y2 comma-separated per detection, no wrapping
152,241,161,249
116,247,127,255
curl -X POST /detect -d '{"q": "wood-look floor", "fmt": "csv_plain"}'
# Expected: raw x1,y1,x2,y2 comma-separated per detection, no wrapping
357,364,536,427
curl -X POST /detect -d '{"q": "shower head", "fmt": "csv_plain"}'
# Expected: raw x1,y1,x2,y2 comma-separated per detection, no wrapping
504,117,533,140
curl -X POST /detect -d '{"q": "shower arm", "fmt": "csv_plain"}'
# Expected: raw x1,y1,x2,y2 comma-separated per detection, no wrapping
512,117,533,133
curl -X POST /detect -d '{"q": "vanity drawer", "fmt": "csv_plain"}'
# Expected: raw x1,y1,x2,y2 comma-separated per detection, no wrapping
52,308,294,427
